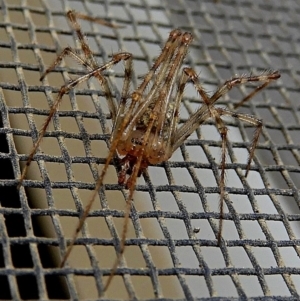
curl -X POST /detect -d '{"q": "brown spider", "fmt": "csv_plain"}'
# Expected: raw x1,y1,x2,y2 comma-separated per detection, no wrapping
19,10,280,293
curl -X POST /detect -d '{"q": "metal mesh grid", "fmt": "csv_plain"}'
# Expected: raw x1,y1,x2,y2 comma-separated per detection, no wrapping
0,0,300,299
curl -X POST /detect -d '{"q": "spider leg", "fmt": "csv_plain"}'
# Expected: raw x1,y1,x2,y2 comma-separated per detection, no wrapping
135,29,183,95
40,10,103,81
70,10,122,29
215,107,263,242
170,68,278,244
52,52,133,267
170,68,230,244
173,69,279,157
171,68,214,152
209,70,280,107
19,51,132,186
67,10,98,68
38,8,128,136
40,47,89,81
216,107,263,176
233,73,280,109
213,114,228,244
195,70,279,178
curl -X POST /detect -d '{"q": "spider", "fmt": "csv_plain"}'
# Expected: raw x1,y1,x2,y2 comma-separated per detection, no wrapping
19,10,280,294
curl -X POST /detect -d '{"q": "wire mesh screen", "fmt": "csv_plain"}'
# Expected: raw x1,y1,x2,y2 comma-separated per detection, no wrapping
0,0,299,299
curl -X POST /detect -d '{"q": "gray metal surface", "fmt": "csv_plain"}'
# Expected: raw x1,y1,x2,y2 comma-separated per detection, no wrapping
0,0,299,300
